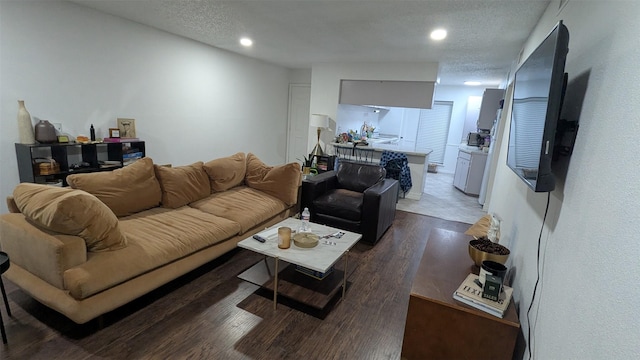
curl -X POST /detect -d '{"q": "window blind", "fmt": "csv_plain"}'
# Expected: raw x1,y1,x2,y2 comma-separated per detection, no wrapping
415,101,453,164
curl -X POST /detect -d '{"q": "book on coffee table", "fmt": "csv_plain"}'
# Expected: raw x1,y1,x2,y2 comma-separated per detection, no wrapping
453,273,513,318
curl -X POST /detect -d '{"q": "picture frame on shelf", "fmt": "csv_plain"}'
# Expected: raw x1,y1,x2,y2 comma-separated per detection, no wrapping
109,128,121,138
117,118,136,138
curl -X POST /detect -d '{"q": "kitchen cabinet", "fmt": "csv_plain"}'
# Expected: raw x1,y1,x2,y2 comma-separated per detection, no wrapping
477,88,504,130
453,148,487,195
339,80,435,109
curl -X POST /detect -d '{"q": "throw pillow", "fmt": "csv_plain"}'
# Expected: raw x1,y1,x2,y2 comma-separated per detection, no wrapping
203,152,246,192
13,183,126,252
66,157,162,217
465,214,492,238
154,162,211,208
244,153,301,206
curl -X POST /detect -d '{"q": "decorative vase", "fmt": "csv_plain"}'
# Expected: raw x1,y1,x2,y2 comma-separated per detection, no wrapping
17,100,36,144
34,120,57,143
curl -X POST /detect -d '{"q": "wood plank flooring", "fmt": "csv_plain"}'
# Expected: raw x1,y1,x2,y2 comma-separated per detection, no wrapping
0,211,471,359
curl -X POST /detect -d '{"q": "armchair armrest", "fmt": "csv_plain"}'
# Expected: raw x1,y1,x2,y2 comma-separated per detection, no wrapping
301,171,338,218
361,178,399,244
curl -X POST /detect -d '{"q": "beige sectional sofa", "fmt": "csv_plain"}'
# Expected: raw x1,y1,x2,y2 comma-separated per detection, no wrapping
0,152,300,324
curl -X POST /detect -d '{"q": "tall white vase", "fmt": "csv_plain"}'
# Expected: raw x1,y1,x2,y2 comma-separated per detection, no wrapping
17,100,36,144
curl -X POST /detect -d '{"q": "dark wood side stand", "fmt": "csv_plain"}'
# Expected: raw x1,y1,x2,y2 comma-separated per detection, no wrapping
401,228,520,359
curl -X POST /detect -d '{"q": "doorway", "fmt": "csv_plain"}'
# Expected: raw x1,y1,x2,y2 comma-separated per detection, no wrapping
287,84,311,164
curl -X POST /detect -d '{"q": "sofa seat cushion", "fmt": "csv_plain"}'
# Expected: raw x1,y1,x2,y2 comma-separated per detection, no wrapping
313,189,363,222
63,206,241,300
190,186,287,234
67,157,162,217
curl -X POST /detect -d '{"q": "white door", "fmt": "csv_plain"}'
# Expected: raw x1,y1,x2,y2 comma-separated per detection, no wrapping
287,84,311,164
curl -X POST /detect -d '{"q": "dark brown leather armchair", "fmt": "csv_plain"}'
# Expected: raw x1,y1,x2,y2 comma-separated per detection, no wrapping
301,160,399,245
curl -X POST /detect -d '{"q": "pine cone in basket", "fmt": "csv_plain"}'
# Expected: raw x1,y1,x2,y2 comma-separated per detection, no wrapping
471,236,510,255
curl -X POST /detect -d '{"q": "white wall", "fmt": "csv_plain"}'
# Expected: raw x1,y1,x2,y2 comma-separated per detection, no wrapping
487,1,640,358
335,104,382,138
433,85,492,173
289,69,311,84
0,1,292,213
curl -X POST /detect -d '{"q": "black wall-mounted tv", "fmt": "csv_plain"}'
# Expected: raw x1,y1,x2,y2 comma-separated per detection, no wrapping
507,21,570,192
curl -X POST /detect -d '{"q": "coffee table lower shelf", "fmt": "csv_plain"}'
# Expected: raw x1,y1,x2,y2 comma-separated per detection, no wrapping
238,257,353,318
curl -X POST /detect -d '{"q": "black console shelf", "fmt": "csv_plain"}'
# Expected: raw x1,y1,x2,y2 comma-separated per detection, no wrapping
15,141,145,186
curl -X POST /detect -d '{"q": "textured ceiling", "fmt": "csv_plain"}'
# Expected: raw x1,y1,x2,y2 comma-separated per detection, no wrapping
70,0,551,86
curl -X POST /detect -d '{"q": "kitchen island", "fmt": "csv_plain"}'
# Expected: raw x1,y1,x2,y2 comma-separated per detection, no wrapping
330,143,432,200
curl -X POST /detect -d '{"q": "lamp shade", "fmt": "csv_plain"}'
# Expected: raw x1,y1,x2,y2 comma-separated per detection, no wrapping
310,114,329,128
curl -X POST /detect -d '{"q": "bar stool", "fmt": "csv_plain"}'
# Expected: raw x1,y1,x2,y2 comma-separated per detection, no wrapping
380,150,412,199
353,147,375,163
334,145,353,161
384,158,405,199
0,251,11,344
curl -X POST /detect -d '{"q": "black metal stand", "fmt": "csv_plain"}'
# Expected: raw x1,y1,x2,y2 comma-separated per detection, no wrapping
0,251,12,344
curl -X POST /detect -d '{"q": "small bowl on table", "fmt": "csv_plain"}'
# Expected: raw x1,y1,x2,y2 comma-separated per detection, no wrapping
468,237,510,267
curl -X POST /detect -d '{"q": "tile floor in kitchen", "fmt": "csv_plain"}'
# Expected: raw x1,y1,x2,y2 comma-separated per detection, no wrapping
396,171,487,224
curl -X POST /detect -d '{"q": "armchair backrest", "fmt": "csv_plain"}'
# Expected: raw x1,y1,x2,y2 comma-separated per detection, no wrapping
336,161,386,192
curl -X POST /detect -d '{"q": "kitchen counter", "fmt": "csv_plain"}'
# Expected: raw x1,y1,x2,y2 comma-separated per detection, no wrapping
459,144,489,154
330,143,432,200
332,142,431,157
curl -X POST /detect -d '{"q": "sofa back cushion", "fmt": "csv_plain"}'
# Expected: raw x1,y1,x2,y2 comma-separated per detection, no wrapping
12,183,126,252
244,153,301,206
154,162,210,208
66,157,162,217
203,152,246,192
336,161,386,192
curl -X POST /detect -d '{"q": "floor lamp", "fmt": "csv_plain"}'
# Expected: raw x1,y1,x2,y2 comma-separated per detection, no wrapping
310,114,329,156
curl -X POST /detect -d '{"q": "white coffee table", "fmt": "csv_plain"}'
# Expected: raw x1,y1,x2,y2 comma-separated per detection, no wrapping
237,217,361,311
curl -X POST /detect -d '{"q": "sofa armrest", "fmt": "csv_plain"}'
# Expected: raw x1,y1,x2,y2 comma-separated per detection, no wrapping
361,179,399,244
6,196,20,213
301,171,338,218
0,214,87,289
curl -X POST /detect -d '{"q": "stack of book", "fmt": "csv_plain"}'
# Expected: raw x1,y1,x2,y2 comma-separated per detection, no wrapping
295,264,334,280
453,273,513,318
123,151,143,166
99,160,122,169
103,137,140,143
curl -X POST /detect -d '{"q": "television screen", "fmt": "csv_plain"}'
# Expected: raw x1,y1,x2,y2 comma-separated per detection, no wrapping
507,21,569,192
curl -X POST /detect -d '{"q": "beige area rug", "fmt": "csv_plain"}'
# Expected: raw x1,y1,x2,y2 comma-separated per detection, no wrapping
395,172,487,224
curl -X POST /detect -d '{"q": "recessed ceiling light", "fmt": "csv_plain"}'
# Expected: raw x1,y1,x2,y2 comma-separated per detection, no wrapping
464,81,482,86
430,29,447,41
240,37,253,47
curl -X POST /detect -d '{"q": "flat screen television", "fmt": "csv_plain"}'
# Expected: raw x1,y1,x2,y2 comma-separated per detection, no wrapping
507,21,569,192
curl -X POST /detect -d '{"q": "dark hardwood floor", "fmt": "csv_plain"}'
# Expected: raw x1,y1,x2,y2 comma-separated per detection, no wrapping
0,211,470,359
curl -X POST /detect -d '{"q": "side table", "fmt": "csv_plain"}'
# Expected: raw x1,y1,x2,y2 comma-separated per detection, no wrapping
400,229,519,359
0,251,11,344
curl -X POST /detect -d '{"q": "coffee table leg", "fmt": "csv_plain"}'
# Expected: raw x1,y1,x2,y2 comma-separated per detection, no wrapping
273,257,279,310
263,256,271,275
342,250,348,299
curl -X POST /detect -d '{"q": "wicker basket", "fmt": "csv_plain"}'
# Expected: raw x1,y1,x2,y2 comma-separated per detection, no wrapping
35,159,60,175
